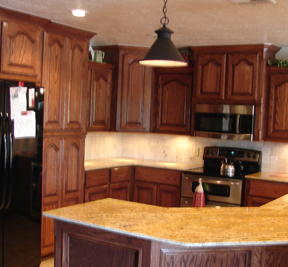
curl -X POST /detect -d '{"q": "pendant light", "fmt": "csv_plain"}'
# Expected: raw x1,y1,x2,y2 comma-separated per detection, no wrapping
139,0,188,68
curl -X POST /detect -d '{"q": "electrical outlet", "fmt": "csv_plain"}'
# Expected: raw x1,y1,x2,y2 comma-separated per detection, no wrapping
194,148,200,157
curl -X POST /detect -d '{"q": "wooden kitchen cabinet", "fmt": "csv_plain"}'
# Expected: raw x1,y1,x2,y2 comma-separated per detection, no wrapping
264,67,288,142
152,68,193,134
134,166,181,207
92,45,152,132
0,10,49,83
192,45,280,105
87,61,115,131
85,166,133,202
244,179,288,207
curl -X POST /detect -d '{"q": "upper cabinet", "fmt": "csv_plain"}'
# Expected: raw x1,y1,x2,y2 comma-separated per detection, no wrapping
264,67,288,142
192,45,280,105
92,45,153,132
0,8,49,83
152,68,193,134
42,25,91,134
87,61,115,131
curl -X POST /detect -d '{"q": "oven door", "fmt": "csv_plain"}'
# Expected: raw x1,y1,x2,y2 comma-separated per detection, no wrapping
181,173,243,206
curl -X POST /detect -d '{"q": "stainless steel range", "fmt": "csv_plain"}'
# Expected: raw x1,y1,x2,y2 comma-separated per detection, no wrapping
181,146,261,207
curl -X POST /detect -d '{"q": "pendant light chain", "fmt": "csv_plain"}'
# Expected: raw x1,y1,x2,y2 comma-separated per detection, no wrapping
160,0,169,26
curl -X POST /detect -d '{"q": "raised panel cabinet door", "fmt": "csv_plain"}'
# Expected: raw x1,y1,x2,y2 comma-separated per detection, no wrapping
156,184,180,207
226,53,259,102
62,137,85,207
88,62,114,131
155,71,192,134
266,73,288,140
109,182,131,201
65,37,88,131
194,53,226,100
1,20,43,81
42,138,63,257
84,185,109,202
133,182,157,205
42,32,67,130
118,51,152,132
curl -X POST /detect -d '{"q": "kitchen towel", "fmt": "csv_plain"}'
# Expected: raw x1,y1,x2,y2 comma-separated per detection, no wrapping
192,178,205,207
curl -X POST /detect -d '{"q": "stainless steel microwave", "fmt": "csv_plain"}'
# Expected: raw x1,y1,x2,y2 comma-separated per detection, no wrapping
194,104,254,141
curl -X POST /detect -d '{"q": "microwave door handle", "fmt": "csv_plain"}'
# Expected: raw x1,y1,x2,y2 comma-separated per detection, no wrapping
236,114,240,134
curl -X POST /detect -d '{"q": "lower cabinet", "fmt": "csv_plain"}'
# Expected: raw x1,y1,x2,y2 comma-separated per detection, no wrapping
85,166,132,202
133,166,181,207
244,179,288,207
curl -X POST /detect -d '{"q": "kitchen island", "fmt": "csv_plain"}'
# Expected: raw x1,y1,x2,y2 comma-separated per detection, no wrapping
44,196,288,267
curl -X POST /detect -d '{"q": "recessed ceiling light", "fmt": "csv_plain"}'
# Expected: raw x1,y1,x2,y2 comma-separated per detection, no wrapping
72,9,86,17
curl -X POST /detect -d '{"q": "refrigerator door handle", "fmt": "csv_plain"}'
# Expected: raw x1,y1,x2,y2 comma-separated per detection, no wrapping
0,123,7,211
5,116,13,210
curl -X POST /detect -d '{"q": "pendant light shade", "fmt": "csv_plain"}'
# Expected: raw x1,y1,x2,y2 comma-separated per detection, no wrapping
139,25,188,68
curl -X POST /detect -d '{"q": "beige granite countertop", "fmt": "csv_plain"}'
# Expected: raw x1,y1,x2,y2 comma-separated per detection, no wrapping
245,171,288,183
43,197,288,248
85,158,201,172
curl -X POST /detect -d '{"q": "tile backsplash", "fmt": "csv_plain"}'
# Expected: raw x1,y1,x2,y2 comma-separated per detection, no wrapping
85,132,288,173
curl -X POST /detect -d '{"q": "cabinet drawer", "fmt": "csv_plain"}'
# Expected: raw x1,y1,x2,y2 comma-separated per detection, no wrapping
135,167,181,186
110,166,132,183
249,179,288,199
85,169,109,188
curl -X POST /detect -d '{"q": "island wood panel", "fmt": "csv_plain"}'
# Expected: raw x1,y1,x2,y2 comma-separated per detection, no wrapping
62,137,85,207
42,31,67,130
87,62,114,131
119,51,152,132
53,219,288,267
226,53,259,102
194,53,226,101
64,37,88,131
54,220,152,267
1,19,43,81
154,68,193,134
265,70,288,141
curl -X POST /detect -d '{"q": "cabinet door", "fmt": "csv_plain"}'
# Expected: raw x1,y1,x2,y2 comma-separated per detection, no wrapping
154,70,192,134
226,53,259,102
118,51,152,132
133,182,157,205
156,184,180,207
1,20,43,81
109,182,131,201
84,185,109,202
194,53,226,101
266,73,288,140
64,37,88,131
42,138,63,256
62,137,85,207
42,32,67,130
88,63,114,131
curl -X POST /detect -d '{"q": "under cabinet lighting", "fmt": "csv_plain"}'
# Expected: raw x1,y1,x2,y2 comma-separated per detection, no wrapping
72,9,86,17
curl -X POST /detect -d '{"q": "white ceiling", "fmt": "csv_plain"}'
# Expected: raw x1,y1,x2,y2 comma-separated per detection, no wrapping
1,0,288,55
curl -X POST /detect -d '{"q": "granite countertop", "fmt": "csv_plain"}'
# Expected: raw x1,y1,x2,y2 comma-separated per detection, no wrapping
85,158,202,172
43,197,288,248
245,171,288,183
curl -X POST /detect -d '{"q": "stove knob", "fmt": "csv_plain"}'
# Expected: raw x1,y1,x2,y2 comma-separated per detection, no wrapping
253,153,258,160
205,149,210,155
211,149,216,155
247,152,252,158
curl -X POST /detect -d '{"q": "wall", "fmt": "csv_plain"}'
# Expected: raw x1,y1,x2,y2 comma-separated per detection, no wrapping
85,132,288,173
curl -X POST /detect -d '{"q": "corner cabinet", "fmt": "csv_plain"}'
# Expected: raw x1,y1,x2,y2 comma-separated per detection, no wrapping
152,68,193,134
264,67,288,142
87,61,115,131
192,45,280,105
92,45,152,132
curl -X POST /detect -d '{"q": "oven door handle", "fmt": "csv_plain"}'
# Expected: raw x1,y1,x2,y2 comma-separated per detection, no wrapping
197,178,241,186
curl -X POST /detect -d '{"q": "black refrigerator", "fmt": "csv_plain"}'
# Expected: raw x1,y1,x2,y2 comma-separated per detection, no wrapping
0,80,44,267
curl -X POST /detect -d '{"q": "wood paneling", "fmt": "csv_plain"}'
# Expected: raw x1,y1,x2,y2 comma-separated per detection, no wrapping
85,185,109,202
157,184,180,207
85,169,110,188
109,182,131,200
133,182,157,205
110,166,132,183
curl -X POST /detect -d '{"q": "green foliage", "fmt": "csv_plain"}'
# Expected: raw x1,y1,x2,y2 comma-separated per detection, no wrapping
267,59,288,69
